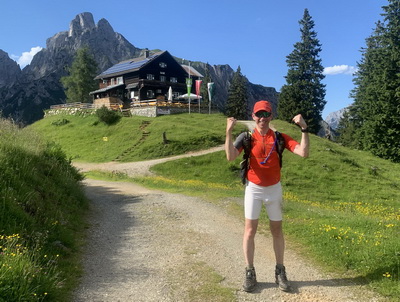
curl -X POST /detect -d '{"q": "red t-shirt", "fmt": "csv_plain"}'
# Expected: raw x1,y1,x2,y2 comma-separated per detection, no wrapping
234,128,299,186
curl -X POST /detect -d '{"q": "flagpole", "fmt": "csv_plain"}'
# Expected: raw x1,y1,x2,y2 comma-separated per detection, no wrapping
196,78,200,113
195,79,202,114
208,83,210,115
209,87,211,114
188,61,191,114
199,80,201,113
207,82,214,115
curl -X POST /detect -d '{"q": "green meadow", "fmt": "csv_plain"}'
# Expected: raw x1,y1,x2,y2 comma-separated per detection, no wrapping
134,119,399,300
19,112,400,300
31,113,233,163
0,119,87,301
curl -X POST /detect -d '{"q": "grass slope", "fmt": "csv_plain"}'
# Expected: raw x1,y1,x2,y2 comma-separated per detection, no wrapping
30,113,399,300
0,119,88,301
30,113,241,163
138,119,400,300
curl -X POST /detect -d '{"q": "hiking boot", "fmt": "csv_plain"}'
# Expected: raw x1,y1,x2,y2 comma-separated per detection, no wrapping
275,265,292,292
243,267,257,292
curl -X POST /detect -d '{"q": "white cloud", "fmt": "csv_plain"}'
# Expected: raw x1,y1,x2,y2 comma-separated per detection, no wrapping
323,65,358,75
11,46,43,68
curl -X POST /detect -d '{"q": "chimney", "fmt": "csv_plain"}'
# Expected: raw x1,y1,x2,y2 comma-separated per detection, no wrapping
144,49,149,58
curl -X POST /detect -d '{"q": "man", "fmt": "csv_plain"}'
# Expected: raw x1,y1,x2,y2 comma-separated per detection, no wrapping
225,100,309,292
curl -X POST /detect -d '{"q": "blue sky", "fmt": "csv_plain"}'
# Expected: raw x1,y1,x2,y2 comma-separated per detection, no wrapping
0,0,388,118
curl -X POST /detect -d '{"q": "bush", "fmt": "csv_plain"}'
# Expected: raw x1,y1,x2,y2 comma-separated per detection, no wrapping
51,118,70,126
95,106,121,125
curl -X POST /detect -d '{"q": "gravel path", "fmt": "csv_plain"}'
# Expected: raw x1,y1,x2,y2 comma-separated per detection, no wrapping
72,130,383,301
73,145,225,178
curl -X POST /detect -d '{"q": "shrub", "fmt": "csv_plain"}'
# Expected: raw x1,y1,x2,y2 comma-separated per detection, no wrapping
51,118,70,126
95,106,121,125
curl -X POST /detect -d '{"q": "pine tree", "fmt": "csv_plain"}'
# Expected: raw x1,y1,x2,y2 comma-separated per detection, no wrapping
346,0,400,162
225,66,248,119
339,22,385,150
61,47,98,103
278,9,326,134
337,106,361,148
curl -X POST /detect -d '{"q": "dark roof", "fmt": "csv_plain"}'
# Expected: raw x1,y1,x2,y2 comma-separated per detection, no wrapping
94,50,203,80
89,83,124,95
94,51,165,79
181,65,204,78
125,83,139,89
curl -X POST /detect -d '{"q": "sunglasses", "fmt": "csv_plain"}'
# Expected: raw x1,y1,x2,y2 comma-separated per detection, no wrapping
255,111,271,118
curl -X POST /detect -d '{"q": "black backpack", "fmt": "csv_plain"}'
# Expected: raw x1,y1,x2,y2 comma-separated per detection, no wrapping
240,130,285,185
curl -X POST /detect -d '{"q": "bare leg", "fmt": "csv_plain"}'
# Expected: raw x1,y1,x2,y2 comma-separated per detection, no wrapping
243,218,258,267
269,220,284,265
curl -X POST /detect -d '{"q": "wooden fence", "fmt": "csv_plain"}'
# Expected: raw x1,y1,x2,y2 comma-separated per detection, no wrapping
50,102,94,110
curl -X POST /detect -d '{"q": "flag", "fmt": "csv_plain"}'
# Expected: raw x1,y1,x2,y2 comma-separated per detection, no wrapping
195,80,202,112
186,78,192,113
207,82,215,114
207,82,215,101
186,78,192,96
195,80,202,97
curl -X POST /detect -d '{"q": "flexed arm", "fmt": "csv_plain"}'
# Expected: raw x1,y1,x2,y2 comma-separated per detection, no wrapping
292,114,309,158
225,117,240,161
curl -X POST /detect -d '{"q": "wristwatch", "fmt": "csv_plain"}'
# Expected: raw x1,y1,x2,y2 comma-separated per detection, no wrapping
301,128,309,133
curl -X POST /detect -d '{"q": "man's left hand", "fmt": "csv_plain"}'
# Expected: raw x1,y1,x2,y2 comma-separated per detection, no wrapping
292,114,308,130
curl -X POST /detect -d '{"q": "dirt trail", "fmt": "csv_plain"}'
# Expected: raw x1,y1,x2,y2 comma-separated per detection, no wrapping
73,144,225,178
72,124,383,302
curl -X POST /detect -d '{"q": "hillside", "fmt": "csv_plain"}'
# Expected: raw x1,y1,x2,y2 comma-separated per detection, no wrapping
146,118,400,299
29,113,400,299
0,118,88,301
29,112,246,163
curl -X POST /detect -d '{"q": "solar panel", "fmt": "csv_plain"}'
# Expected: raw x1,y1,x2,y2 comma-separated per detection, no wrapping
98,54,159,77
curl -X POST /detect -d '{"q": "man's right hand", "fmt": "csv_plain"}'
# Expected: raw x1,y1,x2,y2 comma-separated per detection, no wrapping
226,117,237,134
225,117,240,161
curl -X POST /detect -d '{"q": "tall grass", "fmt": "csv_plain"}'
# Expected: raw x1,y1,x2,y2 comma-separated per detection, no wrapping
0,119,88,301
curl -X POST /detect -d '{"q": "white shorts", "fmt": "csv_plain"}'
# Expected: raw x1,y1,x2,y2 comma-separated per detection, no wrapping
244,181,283,221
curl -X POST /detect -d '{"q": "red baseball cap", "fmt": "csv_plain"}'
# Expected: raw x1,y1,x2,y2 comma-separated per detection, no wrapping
253,100,272,114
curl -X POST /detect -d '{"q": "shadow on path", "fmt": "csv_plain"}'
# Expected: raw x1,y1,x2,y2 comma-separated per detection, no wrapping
73,182,155,300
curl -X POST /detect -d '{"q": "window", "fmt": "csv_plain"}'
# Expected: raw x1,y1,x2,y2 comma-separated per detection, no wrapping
111,78,115,85
147,90,154,98
170,77,177,83
147,74,155,80
159,62,167,68
156,89,162,94
130,91,138,99
160,75,166,82
117,76,123,84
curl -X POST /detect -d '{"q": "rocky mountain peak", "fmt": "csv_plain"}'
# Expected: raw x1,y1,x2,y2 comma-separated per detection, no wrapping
68,12,96,37
325,107,348,130
0,49,21,88
97,18,114,36
0,12,277,125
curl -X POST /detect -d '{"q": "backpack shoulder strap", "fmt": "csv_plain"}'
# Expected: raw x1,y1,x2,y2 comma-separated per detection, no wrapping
274,131,285,167
242,130,253,158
